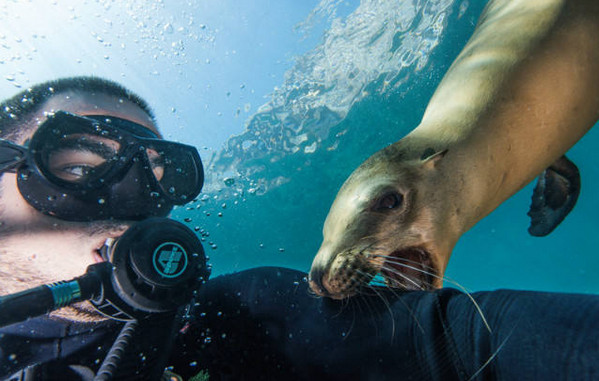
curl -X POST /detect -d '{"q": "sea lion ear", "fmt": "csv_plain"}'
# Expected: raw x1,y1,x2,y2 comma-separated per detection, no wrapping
420,148,448,170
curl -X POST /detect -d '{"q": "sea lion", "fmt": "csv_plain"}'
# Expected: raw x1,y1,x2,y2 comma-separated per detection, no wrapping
309,0,599,299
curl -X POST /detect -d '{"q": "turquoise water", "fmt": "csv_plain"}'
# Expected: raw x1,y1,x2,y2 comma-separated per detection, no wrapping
175,0,599,294
2,0,598,294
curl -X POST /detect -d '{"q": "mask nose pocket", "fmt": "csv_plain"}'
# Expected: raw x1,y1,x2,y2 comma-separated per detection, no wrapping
108,155,173,219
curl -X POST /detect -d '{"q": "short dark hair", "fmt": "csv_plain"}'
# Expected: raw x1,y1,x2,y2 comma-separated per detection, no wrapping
0,76,155,139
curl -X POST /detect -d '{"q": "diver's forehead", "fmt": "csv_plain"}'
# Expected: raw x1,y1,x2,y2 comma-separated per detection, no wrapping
38,91,159,136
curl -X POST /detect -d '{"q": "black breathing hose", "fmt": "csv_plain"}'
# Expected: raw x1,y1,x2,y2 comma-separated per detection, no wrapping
94,320,139,381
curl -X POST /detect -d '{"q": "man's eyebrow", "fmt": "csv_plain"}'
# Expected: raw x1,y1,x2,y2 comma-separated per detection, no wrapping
55,138,118,159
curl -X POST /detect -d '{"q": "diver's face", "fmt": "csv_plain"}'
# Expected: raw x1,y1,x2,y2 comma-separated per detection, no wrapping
0,91,158,297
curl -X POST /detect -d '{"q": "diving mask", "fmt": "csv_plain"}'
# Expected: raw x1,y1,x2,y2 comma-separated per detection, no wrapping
0,110,204,221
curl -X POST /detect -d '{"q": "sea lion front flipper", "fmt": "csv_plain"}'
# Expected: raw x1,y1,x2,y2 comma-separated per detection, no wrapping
527,155,580,237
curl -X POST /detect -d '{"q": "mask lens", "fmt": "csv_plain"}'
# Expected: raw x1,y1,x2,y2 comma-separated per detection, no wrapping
29,111,203,208
146,147,165,181
148,143,202,202
36,122,122,185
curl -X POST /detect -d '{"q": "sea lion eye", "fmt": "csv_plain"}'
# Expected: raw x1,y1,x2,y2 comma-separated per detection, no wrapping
374,192,403,211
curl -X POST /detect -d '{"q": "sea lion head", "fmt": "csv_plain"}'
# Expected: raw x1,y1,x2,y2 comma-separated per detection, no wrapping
309,143,459,299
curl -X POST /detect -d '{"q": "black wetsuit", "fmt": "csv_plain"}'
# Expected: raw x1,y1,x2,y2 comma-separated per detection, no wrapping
1,267,598,380
0,313,178,380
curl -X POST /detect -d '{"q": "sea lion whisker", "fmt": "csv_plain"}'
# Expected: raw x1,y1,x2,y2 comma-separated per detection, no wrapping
342,299,358,340
379,257,438,283
356,270,387,294
361,281,397,339
379,261,492,332
372,253,438,273
468,326,515,380
380,256,444,285
380,265,432,290
365,275,386,285
378,264,426,290
366,280,388,289
375,261,490,331
360,274,426,335
339,296,353,314
356,288,382,338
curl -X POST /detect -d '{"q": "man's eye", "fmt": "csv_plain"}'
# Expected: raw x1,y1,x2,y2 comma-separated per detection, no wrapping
58,164,95,180
47,149,108,182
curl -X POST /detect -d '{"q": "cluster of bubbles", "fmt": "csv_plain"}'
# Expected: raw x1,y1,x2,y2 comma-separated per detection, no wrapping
0,0,216,90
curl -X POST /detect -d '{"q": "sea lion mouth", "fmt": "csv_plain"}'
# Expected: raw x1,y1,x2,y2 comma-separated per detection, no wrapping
380,247,436,290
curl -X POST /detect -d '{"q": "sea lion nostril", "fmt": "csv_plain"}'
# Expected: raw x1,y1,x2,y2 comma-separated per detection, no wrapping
308,269,328,296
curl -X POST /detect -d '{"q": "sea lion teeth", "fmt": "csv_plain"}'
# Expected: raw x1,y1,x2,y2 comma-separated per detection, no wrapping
309,0,599,299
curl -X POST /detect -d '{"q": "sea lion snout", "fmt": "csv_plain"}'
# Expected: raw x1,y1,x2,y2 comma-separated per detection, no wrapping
308,267,328,297
308,245,333,297
309,245,378,299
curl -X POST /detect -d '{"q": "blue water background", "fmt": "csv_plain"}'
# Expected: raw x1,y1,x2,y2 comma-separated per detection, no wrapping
1,0,598,294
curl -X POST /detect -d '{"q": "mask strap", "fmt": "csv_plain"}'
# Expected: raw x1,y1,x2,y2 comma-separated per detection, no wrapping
0,139,27,173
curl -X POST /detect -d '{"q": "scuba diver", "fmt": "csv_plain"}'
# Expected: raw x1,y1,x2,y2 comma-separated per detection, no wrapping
0,76,206,380
0,77,598,381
